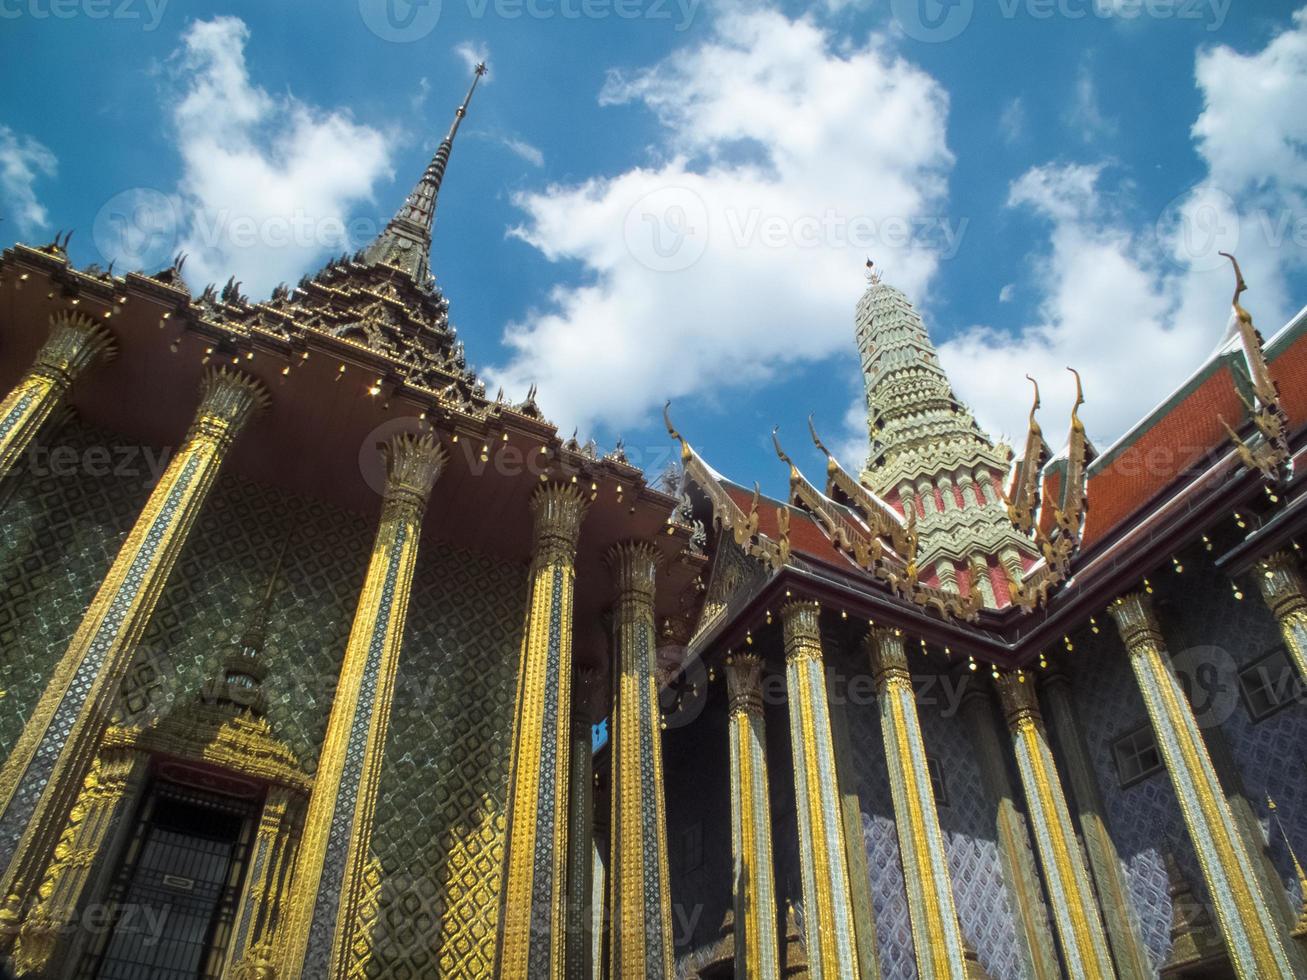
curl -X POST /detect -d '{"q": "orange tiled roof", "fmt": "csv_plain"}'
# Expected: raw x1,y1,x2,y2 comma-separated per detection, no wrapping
1080,353,1250,549
1269,313,1307,428
1037,467,1064,538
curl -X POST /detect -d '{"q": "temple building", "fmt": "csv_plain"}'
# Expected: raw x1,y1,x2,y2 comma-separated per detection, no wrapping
1,65,1307,980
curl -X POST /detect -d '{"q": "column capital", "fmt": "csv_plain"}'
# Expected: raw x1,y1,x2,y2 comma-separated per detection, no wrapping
1255,551,1307,619
33,311,116,383
189,367,270,449
725,652,765,715
1108,591,1164,655
606,539,660,602
780,599,822,661
532,483,590,568
865,627,910,688
995,672,1042,731
380,432,447,513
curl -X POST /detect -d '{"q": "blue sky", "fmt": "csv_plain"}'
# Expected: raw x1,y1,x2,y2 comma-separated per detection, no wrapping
2,0,1305,498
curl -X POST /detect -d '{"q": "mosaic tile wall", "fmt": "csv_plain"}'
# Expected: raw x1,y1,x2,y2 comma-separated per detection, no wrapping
835,676,1021,977
1061,553,1307,971
361,542,526,979
842,692,920,980
917,683,1026,980
1061,616,1207,969
118,470,371,771
1151,558,1307,920
0,417,153,757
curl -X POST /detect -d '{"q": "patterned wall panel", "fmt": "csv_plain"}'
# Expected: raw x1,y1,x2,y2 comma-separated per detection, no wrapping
918,685,1026,980
1064,557,1307,971
118,471,371,772
0,417,152,758
1062,623,1189,970
1150,561,1307,917
360,544,526,979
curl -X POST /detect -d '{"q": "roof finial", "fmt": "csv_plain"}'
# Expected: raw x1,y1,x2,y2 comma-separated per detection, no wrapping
865,257,882,285
362,61,488,283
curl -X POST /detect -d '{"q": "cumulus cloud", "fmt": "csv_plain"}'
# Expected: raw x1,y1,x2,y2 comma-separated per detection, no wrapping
89,18,396,294
164,18,394,294
939,9,1307,448
0,126,57,234
488,6,954,436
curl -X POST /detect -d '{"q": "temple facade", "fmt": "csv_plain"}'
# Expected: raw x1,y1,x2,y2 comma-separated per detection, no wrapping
1,67,1307,980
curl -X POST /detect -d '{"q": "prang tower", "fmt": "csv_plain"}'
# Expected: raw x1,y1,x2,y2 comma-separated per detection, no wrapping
856,267,1038,604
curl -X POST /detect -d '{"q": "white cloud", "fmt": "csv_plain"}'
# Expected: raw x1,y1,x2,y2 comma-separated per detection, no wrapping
0,125,57,234
455,41,490,77
1068,61,1118,141
412,76,431,112
488,6,953,436
999,283,1016,303
168,18,393,294
999,97,1026,144
939,9,1307,449
499,136,544,167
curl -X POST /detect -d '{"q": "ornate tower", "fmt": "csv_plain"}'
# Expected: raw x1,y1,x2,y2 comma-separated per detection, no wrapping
362,61,487,284
857,264,1037,602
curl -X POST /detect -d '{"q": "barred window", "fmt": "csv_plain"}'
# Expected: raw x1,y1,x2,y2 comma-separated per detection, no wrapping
1238,646,1303,722
927,756,949,807
1112,724,1163,787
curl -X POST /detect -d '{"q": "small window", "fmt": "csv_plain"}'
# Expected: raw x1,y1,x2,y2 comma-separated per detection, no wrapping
926,756,948,807
1112,724,1164,787
680,823,703,872
1238,646,1304,722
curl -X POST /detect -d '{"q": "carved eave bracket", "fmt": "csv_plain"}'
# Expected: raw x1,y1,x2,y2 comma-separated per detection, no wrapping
777,426,983,623
1005,376,1049,535
1218,252,1292,485
808,415,909,554
665,403,784,572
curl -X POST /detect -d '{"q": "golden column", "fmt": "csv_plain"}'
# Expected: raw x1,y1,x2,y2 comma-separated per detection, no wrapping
0,366,267,944
495,483,590,979
227,786,299,979
725,651,780,979
994,672,1116,978
0,310,115,481
11,737,148,976
1109,591,1295,978
607,540,675,979
780,600,860,979
866,628,966,980
278,432,448,979
1254,551,1307,685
